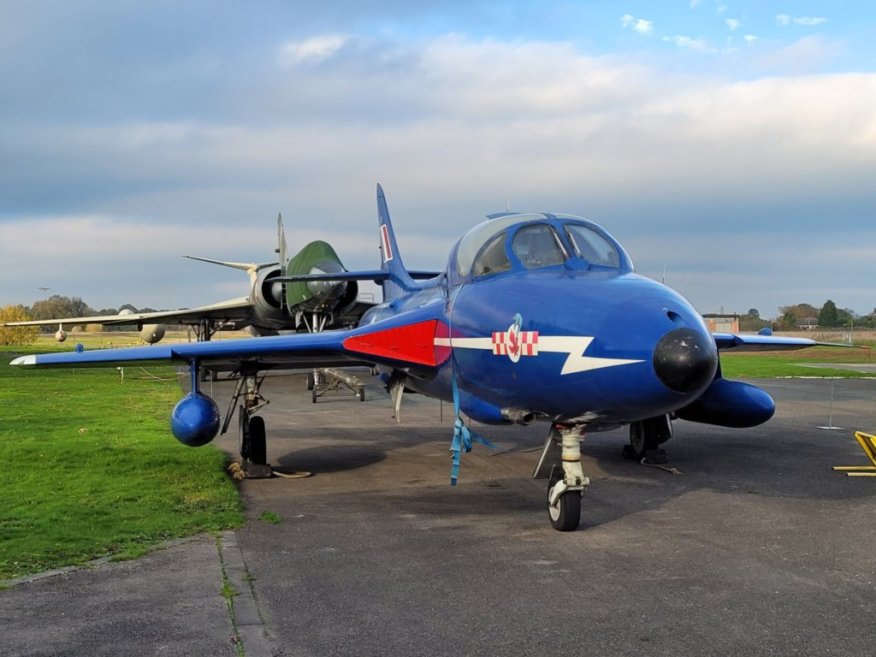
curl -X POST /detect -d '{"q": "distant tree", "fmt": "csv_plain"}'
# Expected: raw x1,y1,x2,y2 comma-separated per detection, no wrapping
738,307,768,331
119,303,138,313
28,295,94,332
818,300,839,327
0,305,39,346
840,307,856,322
778,303,819,329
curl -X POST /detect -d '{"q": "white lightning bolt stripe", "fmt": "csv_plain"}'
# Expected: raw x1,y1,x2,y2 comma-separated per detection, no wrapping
433,336,643,375
537,337,643,375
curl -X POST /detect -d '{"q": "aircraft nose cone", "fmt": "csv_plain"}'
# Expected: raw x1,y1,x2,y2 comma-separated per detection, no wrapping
653,327,718,393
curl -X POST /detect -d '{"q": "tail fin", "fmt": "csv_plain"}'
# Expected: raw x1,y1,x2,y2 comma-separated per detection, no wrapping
376,183,417,301
277,213,288,272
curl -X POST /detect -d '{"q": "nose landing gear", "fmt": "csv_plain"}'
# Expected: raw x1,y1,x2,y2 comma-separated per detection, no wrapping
534,423,590,531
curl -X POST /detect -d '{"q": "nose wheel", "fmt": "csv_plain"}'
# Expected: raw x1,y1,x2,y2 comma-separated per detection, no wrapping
547,465,582,531
539,423,589,531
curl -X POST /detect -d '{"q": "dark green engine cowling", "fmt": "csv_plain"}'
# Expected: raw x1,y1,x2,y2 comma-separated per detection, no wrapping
284,240,358,313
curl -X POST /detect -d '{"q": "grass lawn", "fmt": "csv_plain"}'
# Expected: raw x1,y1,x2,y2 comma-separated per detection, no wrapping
0,343,243,582
720,342,876,379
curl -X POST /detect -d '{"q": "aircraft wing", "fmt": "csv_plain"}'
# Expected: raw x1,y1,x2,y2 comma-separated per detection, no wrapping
276,269,441,283
1,297,257,330
713,333,836,351
10,307,445,373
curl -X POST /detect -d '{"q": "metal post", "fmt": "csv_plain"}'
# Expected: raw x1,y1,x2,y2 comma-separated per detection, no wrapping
817,378,843,430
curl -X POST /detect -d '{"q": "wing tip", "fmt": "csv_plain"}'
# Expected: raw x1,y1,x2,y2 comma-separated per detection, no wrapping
10,355,36,366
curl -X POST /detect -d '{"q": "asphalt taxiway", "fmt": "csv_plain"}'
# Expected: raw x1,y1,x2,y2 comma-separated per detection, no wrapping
3,374,875,656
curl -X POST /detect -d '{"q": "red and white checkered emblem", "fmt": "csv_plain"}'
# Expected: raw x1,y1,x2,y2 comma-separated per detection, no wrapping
492,314,538,363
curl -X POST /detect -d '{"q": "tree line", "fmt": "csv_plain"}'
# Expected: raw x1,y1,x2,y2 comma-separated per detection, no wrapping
738,299,871,331
0,295,160,346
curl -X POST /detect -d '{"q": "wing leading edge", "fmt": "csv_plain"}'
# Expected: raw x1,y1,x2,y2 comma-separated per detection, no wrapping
713,333,845,351
10,306,448,372
1,297,256,329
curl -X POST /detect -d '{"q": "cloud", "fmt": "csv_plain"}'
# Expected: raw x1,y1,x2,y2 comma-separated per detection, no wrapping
756,35,843,73
278,35,347,65
634,19,653,35
725,19,741,31
777,14,827,27
795,16,828,26
743,34,757,44
621,14,653,35
1,21,875,313
690,0,700,8
662,35,716,53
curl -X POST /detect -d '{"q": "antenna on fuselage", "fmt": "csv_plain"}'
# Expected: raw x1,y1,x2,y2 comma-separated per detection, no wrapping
661,264,667,284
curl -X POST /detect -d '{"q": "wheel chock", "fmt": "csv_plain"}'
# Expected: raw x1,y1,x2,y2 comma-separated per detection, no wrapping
242,462,273,479
832,431,876,477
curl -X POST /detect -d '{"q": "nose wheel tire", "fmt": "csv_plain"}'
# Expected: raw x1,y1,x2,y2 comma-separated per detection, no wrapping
547,487,582,532
547,467,582,531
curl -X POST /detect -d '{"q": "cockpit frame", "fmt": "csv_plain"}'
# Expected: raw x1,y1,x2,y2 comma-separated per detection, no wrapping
447,213,634,286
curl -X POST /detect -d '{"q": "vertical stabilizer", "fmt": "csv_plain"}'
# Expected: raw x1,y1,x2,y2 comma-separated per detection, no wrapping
376,184,417,301
277,213,288,271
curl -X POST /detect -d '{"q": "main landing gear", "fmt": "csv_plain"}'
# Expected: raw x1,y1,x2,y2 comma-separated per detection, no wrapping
623,414,672,464
223,370,272,478
533,423,590,531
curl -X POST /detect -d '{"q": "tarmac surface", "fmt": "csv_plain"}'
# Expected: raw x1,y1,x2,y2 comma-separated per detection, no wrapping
3,373,876,656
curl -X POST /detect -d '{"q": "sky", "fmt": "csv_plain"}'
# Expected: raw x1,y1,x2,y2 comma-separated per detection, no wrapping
1,1,875,319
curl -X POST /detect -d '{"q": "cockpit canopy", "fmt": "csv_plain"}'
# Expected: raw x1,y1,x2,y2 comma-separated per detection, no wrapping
448,213,633,286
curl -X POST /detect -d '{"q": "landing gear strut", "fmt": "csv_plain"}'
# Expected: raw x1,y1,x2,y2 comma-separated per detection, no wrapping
623,414,672,464
223,370,272,478
533,423,590,531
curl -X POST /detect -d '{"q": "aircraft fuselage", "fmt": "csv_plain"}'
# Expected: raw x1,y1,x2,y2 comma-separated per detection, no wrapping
360,213,718,430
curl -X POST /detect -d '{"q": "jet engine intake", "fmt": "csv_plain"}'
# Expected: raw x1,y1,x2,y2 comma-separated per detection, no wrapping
250,266,286,325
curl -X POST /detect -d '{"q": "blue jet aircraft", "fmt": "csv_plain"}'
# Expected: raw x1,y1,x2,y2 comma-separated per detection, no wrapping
11,184,824,531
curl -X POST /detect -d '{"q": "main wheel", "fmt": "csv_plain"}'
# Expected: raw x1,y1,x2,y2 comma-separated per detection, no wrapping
247,416,267,465
311,388,317,403
357,387,365,402
628,421,655,460
628,416,671,459
306,372,315,391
